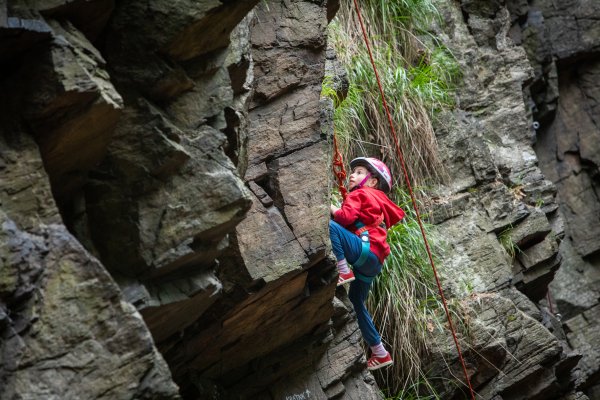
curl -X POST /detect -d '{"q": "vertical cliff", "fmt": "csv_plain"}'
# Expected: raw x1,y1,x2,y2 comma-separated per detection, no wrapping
1,0,599,399
421,1,600,398
1,0,380,399
510,0,600,397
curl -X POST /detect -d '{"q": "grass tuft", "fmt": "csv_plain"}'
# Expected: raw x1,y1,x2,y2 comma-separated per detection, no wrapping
327,0,460,189
498,227,521,259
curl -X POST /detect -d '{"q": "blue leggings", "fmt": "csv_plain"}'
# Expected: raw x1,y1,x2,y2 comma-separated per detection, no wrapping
329,220,383,346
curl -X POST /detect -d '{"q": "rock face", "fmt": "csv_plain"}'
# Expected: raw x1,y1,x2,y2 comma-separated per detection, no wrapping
0,3,179,398
422,0,597,398
2,0,599,399
427,292,577,400
1,0,379,399
148,1,379,397
511,0,600,395
0,212,179,399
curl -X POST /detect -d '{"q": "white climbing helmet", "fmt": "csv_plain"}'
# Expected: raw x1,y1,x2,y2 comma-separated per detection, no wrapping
350,157,393,193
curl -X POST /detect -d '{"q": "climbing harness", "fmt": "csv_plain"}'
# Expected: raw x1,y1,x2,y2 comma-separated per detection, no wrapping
330,1,479,398
354,213,384,236
352,221,372,272
352,213,385,283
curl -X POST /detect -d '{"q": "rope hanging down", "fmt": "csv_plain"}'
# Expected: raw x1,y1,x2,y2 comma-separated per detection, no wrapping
350,1,477,398
332,133,349,200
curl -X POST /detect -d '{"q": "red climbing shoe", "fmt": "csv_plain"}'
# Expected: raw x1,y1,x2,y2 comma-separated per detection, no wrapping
337,270,355,286
367,352,393,371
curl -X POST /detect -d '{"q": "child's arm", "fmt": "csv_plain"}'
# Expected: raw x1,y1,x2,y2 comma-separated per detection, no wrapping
330,205,340,216
332,194,361,226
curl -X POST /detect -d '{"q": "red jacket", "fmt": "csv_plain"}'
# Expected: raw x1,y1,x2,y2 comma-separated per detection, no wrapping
333,187,405,264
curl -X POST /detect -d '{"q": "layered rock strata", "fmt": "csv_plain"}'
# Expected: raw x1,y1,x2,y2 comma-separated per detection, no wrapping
0,3,178,396
507,0,600,396
1,0,380,399
424,0,583,398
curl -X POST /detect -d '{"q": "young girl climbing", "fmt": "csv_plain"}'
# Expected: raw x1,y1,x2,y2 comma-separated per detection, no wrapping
329,157,405,371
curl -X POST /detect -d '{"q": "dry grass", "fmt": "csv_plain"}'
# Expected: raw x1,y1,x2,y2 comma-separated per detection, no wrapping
326,1,462,397
329,0,459,188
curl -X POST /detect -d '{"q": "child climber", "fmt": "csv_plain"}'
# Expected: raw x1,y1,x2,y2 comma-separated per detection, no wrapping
329,157,405,371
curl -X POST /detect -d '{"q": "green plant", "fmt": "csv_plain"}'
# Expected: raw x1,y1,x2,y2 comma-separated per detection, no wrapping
459,278,474,295
384,378,442,399
498,227,520,259
328,0,460,188
534,196,544,208
367,188,445,396
321,75,341,106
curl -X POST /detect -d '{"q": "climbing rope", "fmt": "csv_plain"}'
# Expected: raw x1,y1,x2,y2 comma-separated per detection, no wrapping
350,1,477,398
332,133,349,200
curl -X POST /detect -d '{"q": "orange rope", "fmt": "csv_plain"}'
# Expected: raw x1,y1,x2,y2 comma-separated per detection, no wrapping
351,1,477,398
332,133,348,200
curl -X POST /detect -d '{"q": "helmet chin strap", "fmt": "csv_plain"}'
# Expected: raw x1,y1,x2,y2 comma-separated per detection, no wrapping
351,173,371,191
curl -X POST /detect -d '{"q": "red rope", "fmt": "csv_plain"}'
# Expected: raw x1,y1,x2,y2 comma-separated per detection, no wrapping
351,1,476,398
332,133,348,200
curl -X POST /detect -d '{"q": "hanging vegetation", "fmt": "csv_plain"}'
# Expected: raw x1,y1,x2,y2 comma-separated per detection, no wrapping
325,0,461,397
328,0,459,188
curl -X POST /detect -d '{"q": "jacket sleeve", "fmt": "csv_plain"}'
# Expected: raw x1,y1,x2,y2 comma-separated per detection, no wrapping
333,192,362,226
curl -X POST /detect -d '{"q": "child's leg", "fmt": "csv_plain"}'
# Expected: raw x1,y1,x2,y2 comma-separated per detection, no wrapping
329,220,362,263
348,253,393,370
329,220,363,284
348,275,381,347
